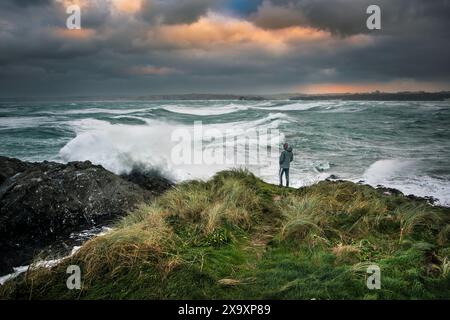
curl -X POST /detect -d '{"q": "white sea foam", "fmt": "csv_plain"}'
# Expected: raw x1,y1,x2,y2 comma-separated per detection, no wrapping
60,117,450,206
162,103,248,116
0,116,51,129
62,107,147,115
0,254,73,286
361,159,450,206
252,101,329,111
2,100,444,207
0,266,29,285
0,227,112,285
363,159,416,184
60,113,289,182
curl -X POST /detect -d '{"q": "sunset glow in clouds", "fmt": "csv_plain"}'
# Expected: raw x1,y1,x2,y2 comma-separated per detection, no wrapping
112,0,142,14
0,0,449,96
146,13,331,53
297,81,450,95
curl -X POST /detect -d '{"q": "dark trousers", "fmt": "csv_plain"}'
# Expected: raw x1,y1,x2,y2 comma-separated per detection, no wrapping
279,168,289,187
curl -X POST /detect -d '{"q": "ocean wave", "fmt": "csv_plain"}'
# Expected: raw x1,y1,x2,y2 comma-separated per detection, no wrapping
59,107,148,115
252,101,329,111
251,101,371,113
162,103,249,116
60,119,450,206
363,159,416,183
0,116,52,129
313,161,332,172
360,159,450,206
59,113,287,182
65,118,112,133
2,100,445,208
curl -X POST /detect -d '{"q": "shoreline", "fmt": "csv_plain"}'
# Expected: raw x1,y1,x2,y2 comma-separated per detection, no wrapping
0,157,448,278
2,153,448,207
1,168,449,299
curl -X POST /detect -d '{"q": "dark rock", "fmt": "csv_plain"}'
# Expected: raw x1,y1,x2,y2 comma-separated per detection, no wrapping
376,186,404,196
0,156,31,185
121,168,174,196
0,157,166,274
406,194,438,205
375,185,437,204
326,174,340,181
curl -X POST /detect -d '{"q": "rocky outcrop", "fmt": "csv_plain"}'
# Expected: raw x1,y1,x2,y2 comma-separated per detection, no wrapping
375,185,438,204
121,168,174,196
0,156,31,185
0,157,172,274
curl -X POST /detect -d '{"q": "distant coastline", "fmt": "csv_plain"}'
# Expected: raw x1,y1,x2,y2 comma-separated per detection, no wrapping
289,91,450,101
1,91,450,102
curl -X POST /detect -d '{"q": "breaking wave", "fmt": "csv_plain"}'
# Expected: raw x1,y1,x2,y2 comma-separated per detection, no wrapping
59,113,289,182
361,159,450,206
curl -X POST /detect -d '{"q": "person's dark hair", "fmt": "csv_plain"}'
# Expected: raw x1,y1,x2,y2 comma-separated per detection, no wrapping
283,143,289,150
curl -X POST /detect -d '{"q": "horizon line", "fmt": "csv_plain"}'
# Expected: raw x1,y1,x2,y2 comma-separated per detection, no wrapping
1,90,450,101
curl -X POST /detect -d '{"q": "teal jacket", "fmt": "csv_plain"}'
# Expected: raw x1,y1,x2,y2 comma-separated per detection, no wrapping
279,147,293,169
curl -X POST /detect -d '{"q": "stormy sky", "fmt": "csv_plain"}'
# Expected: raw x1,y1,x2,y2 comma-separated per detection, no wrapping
0,0,449,97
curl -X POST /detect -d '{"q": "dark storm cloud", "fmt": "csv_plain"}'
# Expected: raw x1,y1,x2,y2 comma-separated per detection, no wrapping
140,0,214,24
0,0,449,97
2,0,52,7
251,0,450,36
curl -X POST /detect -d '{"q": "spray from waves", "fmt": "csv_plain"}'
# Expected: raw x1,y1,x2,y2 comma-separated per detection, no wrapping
60,120,450,205
361,159,450,206
59,113,289,182
2,100,448,207
363,159,416,185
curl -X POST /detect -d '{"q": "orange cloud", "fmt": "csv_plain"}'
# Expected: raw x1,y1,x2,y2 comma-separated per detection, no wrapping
146,14,330,53
56,0,90,10
112,0,142,14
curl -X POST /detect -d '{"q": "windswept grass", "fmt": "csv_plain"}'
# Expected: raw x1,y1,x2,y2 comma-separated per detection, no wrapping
1,170,449,300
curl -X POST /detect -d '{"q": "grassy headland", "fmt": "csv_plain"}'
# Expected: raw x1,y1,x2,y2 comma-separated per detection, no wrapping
1,170,449,299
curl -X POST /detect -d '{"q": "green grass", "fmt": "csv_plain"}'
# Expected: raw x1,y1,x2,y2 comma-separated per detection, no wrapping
1,169,449,300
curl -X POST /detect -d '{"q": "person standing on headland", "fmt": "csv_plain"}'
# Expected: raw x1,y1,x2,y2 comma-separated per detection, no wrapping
279,143,293,187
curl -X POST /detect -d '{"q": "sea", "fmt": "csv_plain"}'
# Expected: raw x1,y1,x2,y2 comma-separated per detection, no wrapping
1,99,449,206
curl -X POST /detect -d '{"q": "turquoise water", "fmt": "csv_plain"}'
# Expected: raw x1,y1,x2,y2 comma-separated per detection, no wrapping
1,100,449,205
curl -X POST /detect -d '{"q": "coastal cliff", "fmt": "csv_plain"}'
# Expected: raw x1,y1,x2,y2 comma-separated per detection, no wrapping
0,162,449,299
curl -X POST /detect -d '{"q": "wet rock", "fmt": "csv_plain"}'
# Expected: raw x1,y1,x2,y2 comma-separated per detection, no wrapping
376,185,437,204
121,167,174,196
0,156,31,185
376,185,404,196
406,194,438,205
326,174,340,181
0,157,171,274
